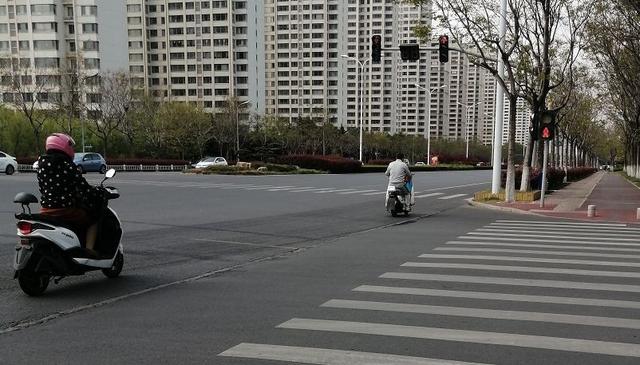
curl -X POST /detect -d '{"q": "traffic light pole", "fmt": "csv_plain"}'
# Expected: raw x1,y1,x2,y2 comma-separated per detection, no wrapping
540,140,549,208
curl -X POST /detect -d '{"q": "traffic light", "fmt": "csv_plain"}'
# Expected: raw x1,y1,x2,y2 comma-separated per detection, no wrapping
529,114,539,141
371,34,382,64
399,44,420,61
539,110,556,141
438,35,449,63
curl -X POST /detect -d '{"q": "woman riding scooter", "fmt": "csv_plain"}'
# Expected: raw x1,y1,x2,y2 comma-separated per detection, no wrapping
36,133,106,257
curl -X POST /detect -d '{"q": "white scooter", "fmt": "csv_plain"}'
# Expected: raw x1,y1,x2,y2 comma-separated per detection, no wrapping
13,169,123,296
385,175,414,217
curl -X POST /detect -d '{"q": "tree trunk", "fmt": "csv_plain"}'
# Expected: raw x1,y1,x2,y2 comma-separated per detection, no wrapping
520,133,533,192
505,95,518,203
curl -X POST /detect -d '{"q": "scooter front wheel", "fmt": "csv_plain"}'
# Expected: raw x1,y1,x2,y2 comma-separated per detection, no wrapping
102,252,124,278
18,270,50,296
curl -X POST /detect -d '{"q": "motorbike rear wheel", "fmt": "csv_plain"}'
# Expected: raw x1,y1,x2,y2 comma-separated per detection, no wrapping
18,270,50,296
102,252,124,278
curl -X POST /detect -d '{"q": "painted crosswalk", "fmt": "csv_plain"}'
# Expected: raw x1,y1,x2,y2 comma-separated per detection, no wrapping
113,178,473,201
218,218,640,363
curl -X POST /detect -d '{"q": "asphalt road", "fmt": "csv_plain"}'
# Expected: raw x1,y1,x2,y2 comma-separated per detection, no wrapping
0,170,489,329
2,170,640,364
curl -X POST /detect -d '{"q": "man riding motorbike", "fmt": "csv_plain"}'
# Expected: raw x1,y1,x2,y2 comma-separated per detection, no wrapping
36,133,106,257
385,152,412,197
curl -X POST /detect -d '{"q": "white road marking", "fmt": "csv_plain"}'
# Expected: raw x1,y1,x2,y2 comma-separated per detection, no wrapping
468,231,640,242
401,262,640,279
496,219,626,227
380,272,640,293
219,343,491,365
458,235,640,247
315,189,357,194
436,246,640,260
277,318,640,357
488,223,640,233
419,182,491,192
322,299,640,330
268,186,312,191
417,254,640,268
446,241,640,253
477,228,640,239
353,285,640,310
438,194,468,200
415,192,445,198
338,189,377,195
291,188,335,193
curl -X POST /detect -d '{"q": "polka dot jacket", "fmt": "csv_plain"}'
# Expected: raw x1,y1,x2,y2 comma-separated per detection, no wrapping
37,152,105,213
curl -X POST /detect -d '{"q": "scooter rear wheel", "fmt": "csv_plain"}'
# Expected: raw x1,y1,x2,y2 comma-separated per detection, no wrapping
102,252,124,278
18,270,50,296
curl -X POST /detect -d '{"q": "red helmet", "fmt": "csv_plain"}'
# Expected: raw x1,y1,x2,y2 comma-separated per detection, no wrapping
45,133,75,158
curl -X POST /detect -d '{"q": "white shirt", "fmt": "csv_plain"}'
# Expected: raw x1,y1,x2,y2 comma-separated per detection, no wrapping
385,159,411,186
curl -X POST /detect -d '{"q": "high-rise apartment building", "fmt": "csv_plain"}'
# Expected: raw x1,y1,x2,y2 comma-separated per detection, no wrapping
0,0,126,107
126,0,265,112
264,0,432,132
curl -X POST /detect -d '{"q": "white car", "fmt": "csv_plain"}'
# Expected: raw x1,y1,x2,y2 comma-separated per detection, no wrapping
0,151,18,175
415,162,426,166
194,157,228,168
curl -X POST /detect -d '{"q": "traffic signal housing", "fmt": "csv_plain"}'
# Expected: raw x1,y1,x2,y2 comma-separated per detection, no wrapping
539,110,556,141
400,44,420,61
371,34,382,63
438,35,449,63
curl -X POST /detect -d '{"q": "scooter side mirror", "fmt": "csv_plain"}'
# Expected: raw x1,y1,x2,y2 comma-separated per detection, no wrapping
105,169,116,179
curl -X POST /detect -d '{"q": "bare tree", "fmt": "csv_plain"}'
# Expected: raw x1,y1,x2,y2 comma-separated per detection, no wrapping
85,72,134,157
0,62,56,154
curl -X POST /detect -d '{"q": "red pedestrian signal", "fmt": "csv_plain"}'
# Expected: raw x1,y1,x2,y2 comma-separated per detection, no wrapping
542,127,550,139
438,35,449,63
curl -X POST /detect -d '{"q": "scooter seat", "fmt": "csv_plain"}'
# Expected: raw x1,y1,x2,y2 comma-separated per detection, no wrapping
15,213,79,232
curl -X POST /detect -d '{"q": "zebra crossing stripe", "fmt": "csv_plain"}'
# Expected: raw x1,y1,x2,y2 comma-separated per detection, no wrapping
321,299,640,330
496,220,626,227
219,343,491,365
401,262,640,279
277,318,640,357
438,194,467,200
415,193,444,198
353,285,640,310
363,191,386,195
417,254,640,268
380,272,640,293
475,229,640,240
488,223,640,233
436,246,640,260
457,235,640,247
446,241,640,253
468,231,640,242
315,189,357,193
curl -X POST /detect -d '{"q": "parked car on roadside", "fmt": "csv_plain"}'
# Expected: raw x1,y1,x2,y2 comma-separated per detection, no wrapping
0,151,18,175
74,152,108,174
193,157,228,169
415,161,426,166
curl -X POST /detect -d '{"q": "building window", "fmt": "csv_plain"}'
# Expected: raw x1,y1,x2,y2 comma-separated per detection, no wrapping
31,4,56,16
81,6,98,16
82,23,98,33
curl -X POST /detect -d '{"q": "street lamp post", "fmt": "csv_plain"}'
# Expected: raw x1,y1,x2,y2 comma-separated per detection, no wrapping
341,55,369,162
236,100,250,162
456,101,481,160
414,83,446,164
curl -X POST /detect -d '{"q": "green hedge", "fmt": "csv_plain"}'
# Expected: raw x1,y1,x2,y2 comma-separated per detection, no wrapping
360,165,492,173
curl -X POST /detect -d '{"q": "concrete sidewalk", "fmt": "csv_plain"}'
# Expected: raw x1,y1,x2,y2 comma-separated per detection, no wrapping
472,171,640,224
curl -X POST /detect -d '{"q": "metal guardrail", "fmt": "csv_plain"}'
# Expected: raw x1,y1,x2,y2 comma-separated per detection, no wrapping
18,164,188,172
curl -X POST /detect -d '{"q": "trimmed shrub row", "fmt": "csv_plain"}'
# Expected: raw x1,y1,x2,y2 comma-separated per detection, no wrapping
502,167,597,190
277,155,362,173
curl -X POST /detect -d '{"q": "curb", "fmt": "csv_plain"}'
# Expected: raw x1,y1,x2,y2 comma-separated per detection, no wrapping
466,198,542,217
